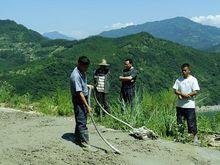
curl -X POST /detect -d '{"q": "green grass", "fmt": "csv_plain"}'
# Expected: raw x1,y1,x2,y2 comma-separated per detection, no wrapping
0,81,73,115
96,89,177,137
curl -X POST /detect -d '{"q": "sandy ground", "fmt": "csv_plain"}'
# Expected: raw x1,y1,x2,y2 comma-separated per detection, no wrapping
1,108,220,165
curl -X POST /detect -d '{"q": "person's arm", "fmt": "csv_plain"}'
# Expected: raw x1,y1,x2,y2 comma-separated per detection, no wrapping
189,78,200,97
175,90,191,99
119,76,133,81
173,80,190,99
174,90,181,96
173,79,188,99
77,91,92,113
188,90,198,97
120,69,137,82
73,75,92,113
87,84,94,90
175,90,198,99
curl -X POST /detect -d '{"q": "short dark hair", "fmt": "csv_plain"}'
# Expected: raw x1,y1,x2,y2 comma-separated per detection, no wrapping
125,58,133,64
181,63,191,70
78,56,90,65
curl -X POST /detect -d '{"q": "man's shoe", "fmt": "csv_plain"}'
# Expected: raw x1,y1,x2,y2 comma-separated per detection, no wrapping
193,134,199,146
193,139,199,146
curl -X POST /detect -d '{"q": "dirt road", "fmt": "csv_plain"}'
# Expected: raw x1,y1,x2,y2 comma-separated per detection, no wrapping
0,108,220,165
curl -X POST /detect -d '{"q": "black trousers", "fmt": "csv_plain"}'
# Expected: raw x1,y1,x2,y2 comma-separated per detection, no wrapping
121,87,135,114
95,91,110,116
72,96,89,143
176,107,198,135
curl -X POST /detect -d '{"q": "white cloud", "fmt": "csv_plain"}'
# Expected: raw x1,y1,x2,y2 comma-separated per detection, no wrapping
191,15,220,27
105,22,135,30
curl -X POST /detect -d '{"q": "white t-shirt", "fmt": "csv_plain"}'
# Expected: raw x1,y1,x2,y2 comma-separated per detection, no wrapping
173,75,200,108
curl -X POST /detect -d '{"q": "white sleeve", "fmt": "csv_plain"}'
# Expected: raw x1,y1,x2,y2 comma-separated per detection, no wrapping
173,79,179,90
192,78,200,91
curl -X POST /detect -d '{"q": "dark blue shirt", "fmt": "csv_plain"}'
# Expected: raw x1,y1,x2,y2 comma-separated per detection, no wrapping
121,67,137,89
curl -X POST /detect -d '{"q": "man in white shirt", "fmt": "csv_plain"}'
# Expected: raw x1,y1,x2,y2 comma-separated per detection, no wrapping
173,63,200,145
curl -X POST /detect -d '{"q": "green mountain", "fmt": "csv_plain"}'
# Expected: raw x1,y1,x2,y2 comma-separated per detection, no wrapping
0,20,49,70
0,20,77,71
100,17,220,50
1,27,220,105
0,20,45,43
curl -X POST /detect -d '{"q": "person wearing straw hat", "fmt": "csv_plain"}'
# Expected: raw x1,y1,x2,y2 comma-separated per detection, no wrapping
94,59,111,116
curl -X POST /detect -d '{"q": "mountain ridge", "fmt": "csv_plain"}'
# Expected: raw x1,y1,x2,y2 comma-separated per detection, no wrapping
100,17,220,49
43,31,76,40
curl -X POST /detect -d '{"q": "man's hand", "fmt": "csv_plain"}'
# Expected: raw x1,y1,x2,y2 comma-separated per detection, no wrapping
175,90,191,100
87,84,94,90
86,106,93,113
119,76,133,81
181,93,191,99
78,91,92,113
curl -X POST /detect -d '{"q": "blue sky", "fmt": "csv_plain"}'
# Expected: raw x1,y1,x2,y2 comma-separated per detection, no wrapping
1,0,220,39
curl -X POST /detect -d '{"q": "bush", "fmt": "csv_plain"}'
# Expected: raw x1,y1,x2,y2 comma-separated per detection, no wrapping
0,81,14,103
36,89,73,116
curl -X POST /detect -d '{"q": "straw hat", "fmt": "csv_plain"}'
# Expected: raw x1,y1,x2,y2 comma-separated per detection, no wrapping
98,59,110,66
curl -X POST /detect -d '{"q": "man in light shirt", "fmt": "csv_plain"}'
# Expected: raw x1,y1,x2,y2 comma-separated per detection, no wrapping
173,63,200,145
70,56,94,150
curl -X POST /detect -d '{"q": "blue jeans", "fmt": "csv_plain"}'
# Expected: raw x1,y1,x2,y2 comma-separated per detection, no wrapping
72,96,89,143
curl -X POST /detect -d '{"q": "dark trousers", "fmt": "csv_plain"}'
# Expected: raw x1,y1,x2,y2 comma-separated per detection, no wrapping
72,96,89,143
121,87,135,114
176,107,198,135
95,91,110,116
